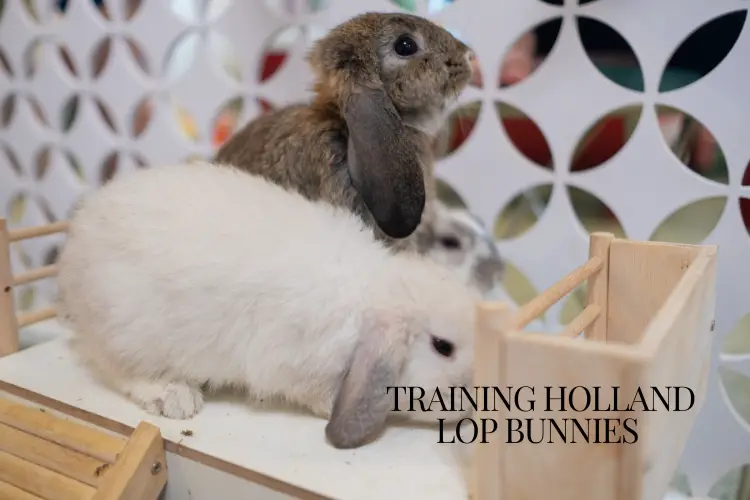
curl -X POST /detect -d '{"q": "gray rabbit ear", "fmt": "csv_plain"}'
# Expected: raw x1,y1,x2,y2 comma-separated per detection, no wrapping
325,315,408,449
344,88,426,239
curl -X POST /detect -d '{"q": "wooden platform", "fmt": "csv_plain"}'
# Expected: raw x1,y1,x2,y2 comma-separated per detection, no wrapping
0,336,470,500
0,392,166,499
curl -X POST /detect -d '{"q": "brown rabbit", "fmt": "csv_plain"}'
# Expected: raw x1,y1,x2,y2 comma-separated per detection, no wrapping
214,12,473,251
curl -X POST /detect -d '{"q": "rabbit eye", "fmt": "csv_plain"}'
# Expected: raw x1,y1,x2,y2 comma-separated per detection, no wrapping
431,336,455,358
439,236,461,250
394,35,419,57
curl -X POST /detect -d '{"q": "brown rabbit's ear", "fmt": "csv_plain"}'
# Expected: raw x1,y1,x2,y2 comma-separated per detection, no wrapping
345,88,426,239
325,315,409,449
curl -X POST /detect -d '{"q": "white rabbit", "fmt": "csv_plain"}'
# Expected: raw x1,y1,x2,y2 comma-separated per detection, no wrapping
56,160,480,449
425,202,505,296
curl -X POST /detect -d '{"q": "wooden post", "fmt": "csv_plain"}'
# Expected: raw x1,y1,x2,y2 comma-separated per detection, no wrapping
584,232,614,341
472,301,511,500
0,219,19,356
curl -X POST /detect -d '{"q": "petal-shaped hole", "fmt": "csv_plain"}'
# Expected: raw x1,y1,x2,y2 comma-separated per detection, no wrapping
706,462,750,499
577,16,644,92
719,367,750,429
435,178,467,209
36,196,57,222
23,39,43,78
501,259,543,321
650,197,726,244
60,95,79,133
660,10,747,93
171,100,199,142
496,102,553,170
64,151,85,183
724,314,750,356
34,146,51,180
131,96,154,138
101,152,118,185
1,94,16,127
656,105,729,185
125,0,144,20
744,161,750,187
2,146,23,176
259,26,302,83
170,0,201,23
207,31,241,82
740,197,750,240
91,0,112,21
499,18,561,88
667,470,692,497
433,101,481,159
17,287,35,312
125,37,149,74
22,0,40,22
94,98,118,134
58,44,78,77
559,283,587,326
212,97,244,149
91,37,112,79
538,0,562,4
427,0,456,14
571,105,642,172
389,0,417,11
8,192,26,224
27,95,49,128
0,49,13,76
164,32,199,81
43,245,60,266
568,186,626,237
494,184,553,240
257,98,275,115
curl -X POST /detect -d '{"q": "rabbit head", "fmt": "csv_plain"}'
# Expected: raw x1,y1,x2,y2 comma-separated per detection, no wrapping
424,203,505,295
326,257,478,449
307,12,474,238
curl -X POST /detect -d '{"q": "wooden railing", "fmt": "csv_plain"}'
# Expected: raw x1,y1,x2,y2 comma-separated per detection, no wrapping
0,218,69,357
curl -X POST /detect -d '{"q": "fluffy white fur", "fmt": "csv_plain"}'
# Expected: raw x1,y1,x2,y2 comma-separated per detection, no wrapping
56,160,480,449
426,203,505,296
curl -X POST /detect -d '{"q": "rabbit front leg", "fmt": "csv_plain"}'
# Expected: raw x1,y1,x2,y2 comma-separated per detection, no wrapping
117,377,205,419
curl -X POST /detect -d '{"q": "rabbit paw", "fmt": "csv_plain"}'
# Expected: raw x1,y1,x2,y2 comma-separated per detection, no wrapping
126,380,204,419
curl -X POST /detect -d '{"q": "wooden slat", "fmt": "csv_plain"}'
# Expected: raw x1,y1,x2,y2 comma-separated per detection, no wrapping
584,232,613,340
16,308,57,328
13,265,58,286
560,304,601,338
512,256,603,330
7,221,69,243
0,398,126,464
93,422,167,500
0,422,109,487
0,449,95,500
0,480,44,500
0,219,19,356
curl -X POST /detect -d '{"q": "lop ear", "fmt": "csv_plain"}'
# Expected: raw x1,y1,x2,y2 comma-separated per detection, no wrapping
345,88,426,239
325,315,409,449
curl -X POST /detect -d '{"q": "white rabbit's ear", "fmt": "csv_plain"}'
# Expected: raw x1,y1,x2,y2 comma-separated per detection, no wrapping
325,315,409,449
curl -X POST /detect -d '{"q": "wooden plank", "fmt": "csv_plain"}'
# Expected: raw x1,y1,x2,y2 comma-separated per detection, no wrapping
0,397,126,464
560,304,600,338
0,449,95,500
0,422,109,487
16,308,57,328
607,239,702,345
93,422,167,500
13,265,58,286
0,480,44,500
512,256,603,330
471,302,511,500
585,232,613,341
7,221,69,243
0,219,19,357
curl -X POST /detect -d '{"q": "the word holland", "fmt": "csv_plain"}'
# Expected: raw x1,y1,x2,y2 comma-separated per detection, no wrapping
385,385,696,413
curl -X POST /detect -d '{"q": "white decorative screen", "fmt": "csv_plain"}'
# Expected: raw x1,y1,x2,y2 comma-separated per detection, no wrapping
0,0,748,497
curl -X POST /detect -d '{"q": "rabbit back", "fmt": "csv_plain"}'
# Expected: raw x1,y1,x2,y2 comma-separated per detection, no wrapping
57,161,389,391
